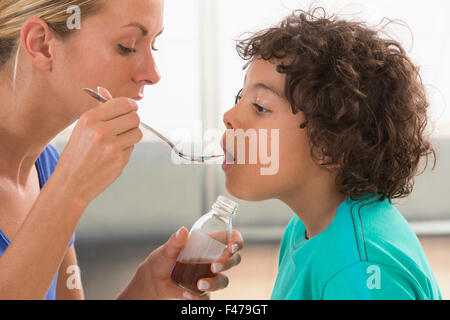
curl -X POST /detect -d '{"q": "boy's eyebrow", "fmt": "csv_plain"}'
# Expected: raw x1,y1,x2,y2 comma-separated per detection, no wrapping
253,83,285,99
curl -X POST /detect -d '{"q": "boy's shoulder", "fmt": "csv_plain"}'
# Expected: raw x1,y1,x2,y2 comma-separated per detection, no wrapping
311,198,440,298
285,198,412,265
312,197,420,262
332,197,425,268
281,197,440,293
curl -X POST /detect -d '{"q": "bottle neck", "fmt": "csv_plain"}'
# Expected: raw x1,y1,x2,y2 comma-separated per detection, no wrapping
211,198,237,219
210,208,235,242
211,196,238,241
211,209,233,223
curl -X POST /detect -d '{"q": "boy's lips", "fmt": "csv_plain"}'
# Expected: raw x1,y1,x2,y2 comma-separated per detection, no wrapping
221,137,235,161
222,157,235,171
223,149,235,163
221,135,236,171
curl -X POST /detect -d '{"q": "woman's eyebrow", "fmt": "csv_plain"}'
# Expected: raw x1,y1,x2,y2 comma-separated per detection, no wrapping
122,22,149,36
121,23,165,39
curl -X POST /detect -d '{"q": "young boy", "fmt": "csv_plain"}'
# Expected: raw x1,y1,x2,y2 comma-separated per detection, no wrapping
221,8,441,299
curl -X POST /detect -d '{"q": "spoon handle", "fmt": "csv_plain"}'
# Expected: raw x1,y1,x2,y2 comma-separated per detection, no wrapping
82,88,224,162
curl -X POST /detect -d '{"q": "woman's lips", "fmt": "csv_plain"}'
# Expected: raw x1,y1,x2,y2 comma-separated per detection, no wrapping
132,90,145,101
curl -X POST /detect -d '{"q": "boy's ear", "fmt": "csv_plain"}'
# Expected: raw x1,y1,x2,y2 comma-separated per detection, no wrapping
20,17,56,72
314,147,343,170
324,162,341,170
319,158,340,170
325,154,344,170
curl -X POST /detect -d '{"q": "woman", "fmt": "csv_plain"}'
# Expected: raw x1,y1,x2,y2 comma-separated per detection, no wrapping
0,0,243,300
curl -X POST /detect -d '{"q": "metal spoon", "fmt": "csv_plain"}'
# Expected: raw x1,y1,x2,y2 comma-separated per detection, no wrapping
83,88,224,163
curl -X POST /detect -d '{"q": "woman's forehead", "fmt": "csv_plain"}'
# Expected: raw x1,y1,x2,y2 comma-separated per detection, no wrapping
97,0,164,32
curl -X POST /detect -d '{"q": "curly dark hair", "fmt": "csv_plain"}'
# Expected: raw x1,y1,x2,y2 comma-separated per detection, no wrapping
236,7,436,202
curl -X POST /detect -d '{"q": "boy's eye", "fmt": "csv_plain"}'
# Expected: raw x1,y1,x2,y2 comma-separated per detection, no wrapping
118,44,137,55
253,104,271,114
234,89,271,114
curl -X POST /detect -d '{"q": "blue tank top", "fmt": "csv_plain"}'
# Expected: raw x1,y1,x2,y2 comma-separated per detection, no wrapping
0,144,76,300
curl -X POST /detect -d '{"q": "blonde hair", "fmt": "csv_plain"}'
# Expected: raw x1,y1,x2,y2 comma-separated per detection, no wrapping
0,0,102,88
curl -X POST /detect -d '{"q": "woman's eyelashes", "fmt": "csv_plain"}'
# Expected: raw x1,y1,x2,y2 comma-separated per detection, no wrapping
117,43,159,56
118,44,136,55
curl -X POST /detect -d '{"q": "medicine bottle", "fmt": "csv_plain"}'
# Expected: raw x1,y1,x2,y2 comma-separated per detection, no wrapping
170,196,238,295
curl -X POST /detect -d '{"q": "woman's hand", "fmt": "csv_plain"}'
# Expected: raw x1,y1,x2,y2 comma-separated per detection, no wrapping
118,228,244,300
54,87,143,206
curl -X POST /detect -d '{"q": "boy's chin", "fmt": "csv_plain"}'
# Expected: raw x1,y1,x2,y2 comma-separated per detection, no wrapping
225,181,272,202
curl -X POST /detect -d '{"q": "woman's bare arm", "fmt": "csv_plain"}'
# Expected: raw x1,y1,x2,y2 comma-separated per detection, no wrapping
56,245,85,300
0,174,87,299
0,92,142,299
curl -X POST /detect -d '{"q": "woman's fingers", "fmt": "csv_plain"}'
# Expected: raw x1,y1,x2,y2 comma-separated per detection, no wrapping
116,127,143,150
205,230,243,274
197,273,229,292
161,227,189,260
97,86,113,100
212,252,242,274
227,230,244,255
93,97,138,122
183,291,211,300
106,110,141,136
168,230,243,299
58,87,144,205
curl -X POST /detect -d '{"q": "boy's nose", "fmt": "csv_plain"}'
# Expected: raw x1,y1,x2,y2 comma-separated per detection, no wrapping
223,107,236,130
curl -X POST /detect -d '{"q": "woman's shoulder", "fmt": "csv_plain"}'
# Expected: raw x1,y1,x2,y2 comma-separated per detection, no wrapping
41,144,60,161
38,144,60,165
35,144,61,187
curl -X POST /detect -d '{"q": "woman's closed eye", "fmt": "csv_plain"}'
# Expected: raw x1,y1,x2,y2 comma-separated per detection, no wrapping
118,43,159,55
118,44,136,55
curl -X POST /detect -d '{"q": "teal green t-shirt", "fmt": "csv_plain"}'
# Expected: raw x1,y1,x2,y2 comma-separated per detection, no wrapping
271,196,442,300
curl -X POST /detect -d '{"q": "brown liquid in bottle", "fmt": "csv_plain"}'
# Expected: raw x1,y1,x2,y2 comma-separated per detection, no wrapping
171,259,215,295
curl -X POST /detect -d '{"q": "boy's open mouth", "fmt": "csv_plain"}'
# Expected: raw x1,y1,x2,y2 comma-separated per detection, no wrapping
224,149,235,163
221,134,236,168
222,145,235,163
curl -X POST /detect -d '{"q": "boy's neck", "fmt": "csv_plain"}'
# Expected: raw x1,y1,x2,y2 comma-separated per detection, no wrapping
279,174,347,240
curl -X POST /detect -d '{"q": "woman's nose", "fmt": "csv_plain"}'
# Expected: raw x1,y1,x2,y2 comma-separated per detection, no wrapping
134,52,161,85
